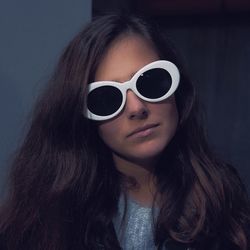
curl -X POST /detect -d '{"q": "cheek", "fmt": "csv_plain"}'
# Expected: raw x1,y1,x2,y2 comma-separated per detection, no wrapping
153,97,179,123
165,103,179,126
98,119,122,147
152,98,179,137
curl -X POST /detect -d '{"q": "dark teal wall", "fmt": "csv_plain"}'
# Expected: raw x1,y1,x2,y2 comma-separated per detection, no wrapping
0,0,91,196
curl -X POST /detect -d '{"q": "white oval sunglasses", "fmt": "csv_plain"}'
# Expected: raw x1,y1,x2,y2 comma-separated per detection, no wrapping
84,60,180,121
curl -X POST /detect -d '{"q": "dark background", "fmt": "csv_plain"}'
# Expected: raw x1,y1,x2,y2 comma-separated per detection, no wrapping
93,0,250,191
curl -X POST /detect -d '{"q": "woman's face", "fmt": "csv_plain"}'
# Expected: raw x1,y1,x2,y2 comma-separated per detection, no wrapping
95,35,179,167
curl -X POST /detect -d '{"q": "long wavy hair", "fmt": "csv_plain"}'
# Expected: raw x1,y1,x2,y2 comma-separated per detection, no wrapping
0,14,249,250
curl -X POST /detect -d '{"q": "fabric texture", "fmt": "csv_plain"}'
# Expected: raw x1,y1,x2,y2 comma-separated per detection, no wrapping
112,194,160,250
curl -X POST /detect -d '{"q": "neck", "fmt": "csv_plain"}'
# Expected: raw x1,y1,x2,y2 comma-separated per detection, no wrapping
113,153,158,206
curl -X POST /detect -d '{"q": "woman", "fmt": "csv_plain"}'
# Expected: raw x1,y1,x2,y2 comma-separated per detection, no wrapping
0,14,249,250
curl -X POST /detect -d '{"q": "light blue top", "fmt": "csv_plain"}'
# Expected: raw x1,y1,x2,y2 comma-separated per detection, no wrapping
112,194,163,250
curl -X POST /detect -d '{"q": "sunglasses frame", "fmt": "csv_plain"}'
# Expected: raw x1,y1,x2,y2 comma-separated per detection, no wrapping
84,60,180,121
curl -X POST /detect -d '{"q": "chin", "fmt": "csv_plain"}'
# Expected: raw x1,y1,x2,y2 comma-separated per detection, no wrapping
129,138,170,163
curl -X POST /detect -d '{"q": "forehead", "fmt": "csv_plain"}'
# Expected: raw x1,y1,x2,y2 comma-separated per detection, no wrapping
94,35,159,82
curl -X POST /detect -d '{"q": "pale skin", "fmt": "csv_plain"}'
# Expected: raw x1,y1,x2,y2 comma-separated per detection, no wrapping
95,35,179,206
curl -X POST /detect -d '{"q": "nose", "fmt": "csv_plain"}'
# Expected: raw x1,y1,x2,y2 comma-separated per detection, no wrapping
125,90,149,120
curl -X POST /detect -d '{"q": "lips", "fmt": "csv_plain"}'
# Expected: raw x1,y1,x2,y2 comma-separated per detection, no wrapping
127,123,159,137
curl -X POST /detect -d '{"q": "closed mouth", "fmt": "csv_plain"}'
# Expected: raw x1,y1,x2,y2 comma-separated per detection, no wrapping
127,123,159,137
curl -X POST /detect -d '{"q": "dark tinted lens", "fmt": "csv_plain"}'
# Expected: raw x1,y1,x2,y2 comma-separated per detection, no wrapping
87,86,122,116
136,68,172,99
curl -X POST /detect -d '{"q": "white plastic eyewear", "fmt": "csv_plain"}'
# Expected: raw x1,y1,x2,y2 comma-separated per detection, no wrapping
84,60,180,121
